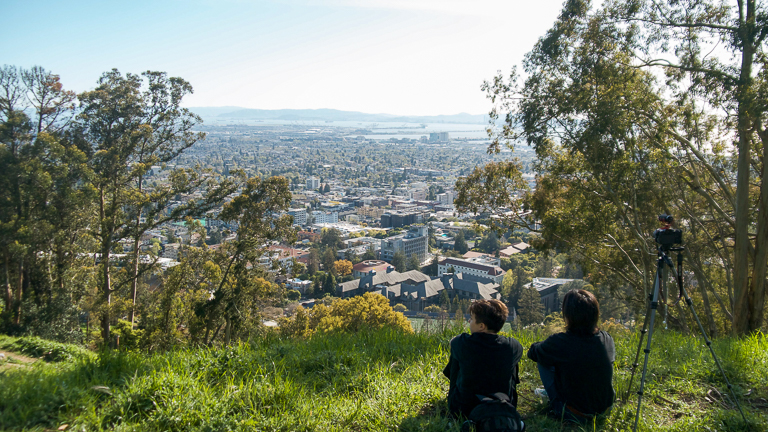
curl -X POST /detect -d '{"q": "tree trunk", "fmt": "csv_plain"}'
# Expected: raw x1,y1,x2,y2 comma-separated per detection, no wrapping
129,177,144,328
748,135,768,330
99,191,113,344
129,234,141,328
101,241,112,344
14,257,23,325
732,4,757,335
3,253,11,320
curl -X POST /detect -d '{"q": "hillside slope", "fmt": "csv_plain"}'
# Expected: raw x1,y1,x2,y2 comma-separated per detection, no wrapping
0,329,766,431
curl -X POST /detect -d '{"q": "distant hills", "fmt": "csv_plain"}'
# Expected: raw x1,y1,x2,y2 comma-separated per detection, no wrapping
186,107,488,124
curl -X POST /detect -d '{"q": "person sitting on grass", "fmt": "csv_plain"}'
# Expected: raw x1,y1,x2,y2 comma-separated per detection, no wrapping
527,289,615,422
443,299,524,418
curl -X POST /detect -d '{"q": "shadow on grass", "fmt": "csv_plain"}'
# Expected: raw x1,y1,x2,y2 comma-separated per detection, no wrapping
397,399,463,432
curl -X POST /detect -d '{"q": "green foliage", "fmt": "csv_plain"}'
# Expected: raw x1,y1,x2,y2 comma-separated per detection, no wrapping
393,304,407,313
392,251,406,272
0,336,92,362
280,293,413,337
407,253,421,271
456,0,768,335
286,289,301,301
477,230,500,254
517,287,544,326
427,255,439,276
453,230,468,254
323,272,337,296
423,305,443,313
361,245,376,261
112,320,144,351
320,227,344,251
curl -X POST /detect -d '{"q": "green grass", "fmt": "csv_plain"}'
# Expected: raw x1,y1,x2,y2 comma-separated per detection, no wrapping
0,335,93,363
0,329,766,431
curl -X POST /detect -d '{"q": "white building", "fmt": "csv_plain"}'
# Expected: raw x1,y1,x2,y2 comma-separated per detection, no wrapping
437,192,454,205
287,208,307,226
306,177,320,190
437,256,505,285
311,211,338,224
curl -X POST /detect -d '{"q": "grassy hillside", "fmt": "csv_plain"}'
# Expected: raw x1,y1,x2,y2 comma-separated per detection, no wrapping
0,328,766,431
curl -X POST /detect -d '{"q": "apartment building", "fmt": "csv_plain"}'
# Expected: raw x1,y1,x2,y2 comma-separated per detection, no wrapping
287,208,307,226
380,225,429,264
437,256,505,285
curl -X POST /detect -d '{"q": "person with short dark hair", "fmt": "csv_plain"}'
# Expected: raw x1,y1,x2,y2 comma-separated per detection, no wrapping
527,289,615,422
443,299,523,417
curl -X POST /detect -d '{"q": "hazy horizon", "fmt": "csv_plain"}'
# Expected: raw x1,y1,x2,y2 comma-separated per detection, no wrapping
2,0,567,116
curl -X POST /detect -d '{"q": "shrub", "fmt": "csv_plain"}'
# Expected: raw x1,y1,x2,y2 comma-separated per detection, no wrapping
112,320,145,350
424,305,443,313
280,293,413,337
393,304,408,313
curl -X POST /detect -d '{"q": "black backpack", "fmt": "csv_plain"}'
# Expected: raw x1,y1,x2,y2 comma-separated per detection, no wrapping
462,393,524,432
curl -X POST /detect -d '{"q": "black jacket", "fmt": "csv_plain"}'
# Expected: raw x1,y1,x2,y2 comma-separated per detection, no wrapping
443,332,524,417
527,330,616,415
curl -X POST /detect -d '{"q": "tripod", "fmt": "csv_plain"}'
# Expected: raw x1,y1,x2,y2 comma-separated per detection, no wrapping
624,245,747,432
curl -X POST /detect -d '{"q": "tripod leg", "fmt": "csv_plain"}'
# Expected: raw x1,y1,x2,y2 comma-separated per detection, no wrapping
624,298,652,403
678,284,748,424
633,258,663,432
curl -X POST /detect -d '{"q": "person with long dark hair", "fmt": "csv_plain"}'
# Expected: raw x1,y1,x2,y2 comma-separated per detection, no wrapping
527,289,615,422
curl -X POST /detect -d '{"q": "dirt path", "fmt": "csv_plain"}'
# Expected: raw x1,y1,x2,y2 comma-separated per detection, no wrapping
0,349,38,371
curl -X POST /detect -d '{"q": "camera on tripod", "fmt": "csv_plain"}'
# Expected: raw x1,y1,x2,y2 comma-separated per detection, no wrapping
653,214,682,248
628,213,746,431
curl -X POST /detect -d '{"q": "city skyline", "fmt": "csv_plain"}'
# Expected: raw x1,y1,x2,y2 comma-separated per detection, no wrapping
2,0,566,116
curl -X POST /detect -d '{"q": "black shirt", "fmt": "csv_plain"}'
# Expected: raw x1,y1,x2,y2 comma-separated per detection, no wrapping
527,330,616,415
442,332,524,417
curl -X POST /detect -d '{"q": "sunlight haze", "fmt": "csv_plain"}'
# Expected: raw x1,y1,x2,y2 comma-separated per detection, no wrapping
1,0,566,115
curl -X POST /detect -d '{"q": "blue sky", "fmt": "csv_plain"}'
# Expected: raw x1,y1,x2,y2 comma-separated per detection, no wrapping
2,0,565,115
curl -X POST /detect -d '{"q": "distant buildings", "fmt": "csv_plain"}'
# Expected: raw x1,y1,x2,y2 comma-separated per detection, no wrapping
380,225,429,264
337,270,500,311
356,205,386,219
352,260,392,279
409,189,427,201
429,132,450,142
287,208,307,226
437,256,505,285
524,278,579,314
310,210,338,224
499,242,530,257
286,278,312,294
380,210,425,228
306,177,320,190
436,191,454,205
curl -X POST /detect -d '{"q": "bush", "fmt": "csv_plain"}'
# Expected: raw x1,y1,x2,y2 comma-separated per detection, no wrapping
393,304,408,313
286,289,301,301
280,293,413,337
112,320,145,351
424,305,443,313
